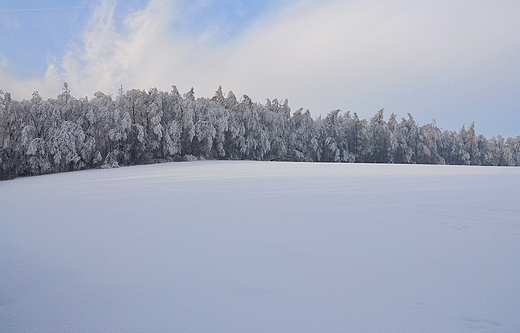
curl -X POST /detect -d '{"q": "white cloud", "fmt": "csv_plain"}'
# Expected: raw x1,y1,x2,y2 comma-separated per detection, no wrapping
0,53,8,69
0,61,62,99
213,0,520,116
61,0,171,96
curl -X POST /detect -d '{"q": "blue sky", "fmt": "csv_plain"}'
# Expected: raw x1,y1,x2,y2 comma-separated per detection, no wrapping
1,0,519,137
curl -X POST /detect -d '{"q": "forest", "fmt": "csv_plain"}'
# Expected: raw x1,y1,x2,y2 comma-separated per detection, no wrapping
1,84,519,180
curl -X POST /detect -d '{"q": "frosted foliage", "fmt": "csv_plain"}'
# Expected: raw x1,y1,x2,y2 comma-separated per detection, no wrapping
27,138,51,173
182,107,195,142
102,152,119,168
93,150,102,164
121,111,131,131
86,109,96,124
21,125,36,146
1,86,520,180
108,110,130,142
136,123,145,143
211,106,228,157
153,124,162,138
165,120,181,155
195,118,216,156
51,121,85,168
81,136,96,161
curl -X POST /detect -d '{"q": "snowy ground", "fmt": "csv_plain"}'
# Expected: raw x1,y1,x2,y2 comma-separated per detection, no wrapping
1,161,520,332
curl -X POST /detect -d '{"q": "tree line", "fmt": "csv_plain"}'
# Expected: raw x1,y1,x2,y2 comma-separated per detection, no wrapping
1,85,519,180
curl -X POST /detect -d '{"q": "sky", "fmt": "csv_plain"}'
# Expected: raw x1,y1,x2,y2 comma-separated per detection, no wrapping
0,0,519,137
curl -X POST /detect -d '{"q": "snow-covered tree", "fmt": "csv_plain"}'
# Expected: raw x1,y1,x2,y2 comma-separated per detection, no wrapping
367,109,391,163
1,84,518,179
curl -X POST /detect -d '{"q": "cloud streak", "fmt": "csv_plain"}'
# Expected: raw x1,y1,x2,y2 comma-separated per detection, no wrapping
0,6,94,13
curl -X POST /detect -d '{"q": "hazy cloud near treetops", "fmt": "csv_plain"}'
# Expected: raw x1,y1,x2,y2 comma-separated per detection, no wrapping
1,0,519,136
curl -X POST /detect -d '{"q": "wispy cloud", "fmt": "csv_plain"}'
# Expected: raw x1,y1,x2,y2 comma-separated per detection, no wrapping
0,53,8,69
61,0,122,94
0,10,19,30
58,0,191,96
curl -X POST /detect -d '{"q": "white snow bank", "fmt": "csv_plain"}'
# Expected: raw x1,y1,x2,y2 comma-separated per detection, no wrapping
1,161,519,332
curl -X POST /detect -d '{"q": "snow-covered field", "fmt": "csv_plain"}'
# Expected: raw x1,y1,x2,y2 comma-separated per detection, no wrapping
1,161,519,332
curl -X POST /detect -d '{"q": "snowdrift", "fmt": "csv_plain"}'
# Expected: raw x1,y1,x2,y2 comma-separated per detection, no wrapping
1,161,519,332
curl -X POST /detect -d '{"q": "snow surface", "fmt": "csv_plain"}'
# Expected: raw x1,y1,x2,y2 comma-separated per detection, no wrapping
1,161,520,332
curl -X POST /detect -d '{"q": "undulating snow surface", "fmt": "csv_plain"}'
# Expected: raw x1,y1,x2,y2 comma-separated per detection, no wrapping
1,161,519,332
